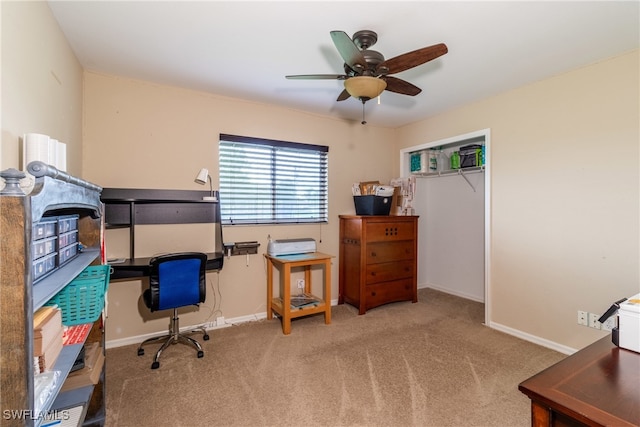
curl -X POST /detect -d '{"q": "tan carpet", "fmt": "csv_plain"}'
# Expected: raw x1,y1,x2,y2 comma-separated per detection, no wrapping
105,288,565,427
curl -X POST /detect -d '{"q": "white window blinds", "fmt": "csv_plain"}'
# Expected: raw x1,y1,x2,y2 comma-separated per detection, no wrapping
219,134,329,225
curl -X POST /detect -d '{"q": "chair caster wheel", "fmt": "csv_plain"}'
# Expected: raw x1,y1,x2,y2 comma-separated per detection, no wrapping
197,350,204,358
151,361,160,369
137,348,144,356
203,334,210,341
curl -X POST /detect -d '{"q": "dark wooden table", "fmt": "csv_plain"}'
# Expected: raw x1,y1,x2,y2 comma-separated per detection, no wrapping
519,336,640,427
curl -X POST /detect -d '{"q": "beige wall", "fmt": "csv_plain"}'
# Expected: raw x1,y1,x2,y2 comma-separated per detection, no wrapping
396,50,640,350
81,72,397,345
1,1,83,176
3,1,638,352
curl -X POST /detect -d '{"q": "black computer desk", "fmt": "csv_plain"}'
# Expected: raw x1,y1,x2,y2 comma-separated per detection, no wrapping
108,253,224,280
101,188,225,279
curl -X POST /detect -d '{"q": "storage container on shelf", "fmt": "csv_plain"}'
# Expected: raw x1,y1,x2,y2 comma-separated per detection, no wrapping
353,195,392,215
410,150,429,174
428,150,438,173
459,144,483,168
436,150,449,173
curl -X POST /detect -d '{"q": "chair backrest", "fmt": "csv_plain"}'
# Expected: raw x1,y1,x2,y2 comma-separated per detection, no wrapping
148,252,207,311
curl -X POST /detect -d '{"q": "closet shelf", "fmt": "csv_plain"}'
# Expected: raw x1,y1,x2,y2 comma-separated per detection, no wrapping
414,165,484,177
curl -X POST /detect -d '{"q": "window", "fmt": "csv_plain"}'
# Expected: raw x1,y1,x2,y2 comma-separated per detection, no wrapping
219,134,328,225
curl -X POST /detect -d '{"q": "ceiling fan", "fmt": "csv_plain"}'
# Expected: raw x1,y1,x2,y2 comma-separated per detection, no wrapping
286,30,448,123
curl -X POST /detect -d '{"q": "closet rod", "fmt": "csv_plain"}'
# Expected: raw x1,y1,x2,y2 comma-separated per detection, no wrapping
420,166,484,192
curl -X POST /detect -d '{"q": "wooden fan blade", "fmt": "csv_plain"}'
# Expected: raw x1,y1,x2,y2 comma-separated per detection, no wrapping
337,89,351,101
379,43,448,74
286,74,347,80
383,76,422,96
330,30,366,72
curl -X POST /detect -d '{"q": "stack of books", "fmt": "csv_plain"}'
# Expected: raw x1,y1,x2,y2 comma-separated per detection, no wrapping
290,293,321,309
33,306,64,373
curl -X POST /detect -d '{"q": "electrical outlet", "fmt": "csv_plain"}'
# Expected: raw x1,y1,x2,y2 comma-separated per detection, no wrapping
601,316,616,332
216,316,225,327
296,279,305,289
577,310,588,326
588,312,601,329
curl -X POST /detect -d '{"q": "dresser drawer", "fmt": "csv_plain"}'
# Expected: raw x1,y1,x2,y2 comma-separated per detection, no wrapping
366,241,414,263
366,279,414,309
366,220,416,242
366,260,414,284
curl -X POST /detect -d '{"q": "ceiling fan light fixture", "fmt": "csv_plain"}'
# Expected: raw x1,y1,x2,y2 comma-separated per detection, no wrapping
344,76,387,101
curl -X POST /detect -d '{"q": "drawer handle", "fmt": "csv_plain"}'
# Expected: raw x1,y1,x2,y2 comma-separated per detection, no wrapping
384,227,399,236
371,272,376,276
371,291,377,297
370,252,376,257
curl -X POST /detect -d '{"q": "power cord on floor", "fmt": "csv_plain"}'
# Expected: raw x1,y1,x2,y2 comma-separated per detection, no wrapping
205,270,223,324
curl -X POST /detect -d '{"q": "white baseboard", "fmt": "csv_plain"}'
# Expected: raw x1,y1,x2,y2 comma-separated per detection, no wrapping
420,284,577,355
106,298,340,349
419,283,484,303
106,314,261,349
488,321,577,355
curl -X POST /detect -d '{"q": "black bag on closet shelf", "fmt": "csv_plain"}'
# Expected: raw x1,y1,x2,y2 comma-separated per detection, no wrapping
459,144,483,168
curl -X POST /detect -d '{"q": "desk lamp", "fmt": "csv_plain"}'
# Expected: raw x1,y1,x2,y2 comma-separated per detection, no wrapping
195,168,216,201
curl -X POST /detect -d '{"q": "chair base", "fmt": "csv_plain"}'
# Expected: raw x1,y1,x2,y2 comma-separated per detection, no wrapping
137,308,210,369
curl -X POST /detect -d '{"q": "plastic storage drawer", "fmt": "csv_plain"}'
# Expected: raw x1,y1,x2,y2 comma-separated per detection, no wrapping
58,243,79,266
58,230,78,247
57,214,79,233
33,253,57,282
32,236,57,260
32,218,57,240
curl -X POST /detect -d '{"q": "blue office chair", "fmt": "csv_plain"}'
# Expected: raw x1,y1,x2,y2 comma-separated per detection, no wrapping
137,252,209,369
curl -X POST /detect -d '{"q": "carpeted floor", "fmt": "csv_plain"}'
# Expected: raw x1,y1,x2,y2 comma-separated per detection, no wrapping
105,288,565,426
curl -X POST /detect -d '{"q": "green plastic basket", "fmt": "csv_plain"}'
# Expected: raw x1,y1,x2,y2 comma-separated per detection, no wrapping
46,265,111,326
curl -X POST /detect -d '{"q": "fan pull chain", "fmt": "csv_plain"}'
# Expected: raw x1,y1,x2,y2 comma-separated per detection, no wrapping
361,100,367,125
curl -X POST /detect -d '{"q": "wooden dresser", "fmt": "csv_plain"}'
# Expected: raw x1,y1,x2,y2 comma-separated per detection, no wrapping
339,215,418,314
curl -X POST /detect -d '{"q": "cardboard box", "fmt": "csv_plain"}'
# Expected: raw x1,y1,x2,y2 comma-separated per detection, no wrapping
33,307,63,355
35,327,64,372
61,342,104,391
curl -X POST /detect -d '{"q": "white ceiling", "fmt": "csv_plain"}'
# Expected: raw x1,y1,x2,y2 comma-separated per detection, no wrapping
48,1,639,128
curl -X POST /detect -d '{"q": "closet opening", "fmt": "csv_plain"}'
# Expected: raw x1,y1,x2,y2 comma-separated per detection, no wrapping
400,129,491,325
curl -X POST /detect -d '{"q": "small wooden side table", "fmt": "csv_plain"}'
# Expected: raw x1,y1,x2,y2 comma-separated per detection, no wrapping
265,252,333,335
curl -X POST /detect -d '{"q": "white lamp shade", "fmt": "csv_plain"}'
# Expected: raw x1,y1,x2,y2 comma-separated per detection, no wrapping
344,76,387,100
195,168,209,184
